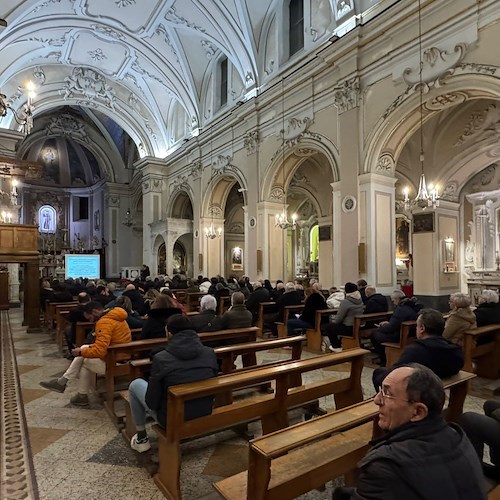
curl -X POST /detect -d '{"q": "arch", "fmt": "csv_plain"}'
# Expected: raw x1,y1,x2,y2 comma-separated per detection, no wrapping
202,174,247,218
261,136,339,203
38,205,57,233
364,72,500,177
166,189,194,219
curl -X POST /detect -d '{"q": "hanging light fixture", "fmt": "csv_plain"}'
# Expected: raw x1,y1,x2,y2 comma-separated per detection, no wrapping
275,79,298,230
402,0,439,212
0,81,36,135
206,126,222,239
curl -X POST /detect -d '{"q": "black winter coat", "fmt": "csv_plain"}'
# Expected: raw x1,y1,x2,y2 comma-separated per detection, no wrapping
363,293,388,314
373,336,464,389
246,287,270,321
350,417,486,500
145,329,218,427
300,292,327,326
274,290,302,322
474,302,500,327
190,309,218,332
377,298,422,336
141,307,182,339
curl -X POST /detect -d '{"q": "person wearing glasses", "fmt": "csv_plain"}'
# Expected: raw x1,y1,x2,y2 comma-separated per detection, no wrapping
372,309,464,391
333,364,486,500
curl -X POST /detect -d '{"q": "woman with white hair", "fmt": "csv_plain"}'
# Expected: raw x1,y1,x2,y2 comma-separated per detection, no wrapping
443,293,476,346
190,295,218,332
474,289,500,327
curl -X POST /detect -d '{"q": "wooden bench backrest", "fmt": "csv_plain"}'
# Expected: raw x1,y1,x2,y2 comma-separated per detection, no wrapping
166,348,368,440
463,323,500,376
256,301,276,334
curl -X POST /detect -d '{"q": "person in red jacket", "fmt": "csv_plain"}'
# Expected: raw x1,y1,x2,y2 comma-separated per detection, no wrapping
40,301,131,406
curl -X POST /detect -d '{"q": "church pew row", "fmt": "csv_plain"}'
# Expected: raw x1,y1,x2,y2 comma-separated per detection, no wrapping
45,300,78,331
276,304,304,338
122,335,307,439
382,320,417,367
213,370,476,500
345,311,394,349
256,301,277,337
103,327,260,426
489,484,500,500
305,308,337,352
153,348,368,500
463,324,500,379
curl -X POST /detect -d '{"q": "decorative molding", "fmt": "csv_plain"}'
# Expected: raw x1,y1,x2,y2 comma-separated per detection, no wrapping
90,24,126,41
211,154,237,176
403,43,468,88
143,178,163,194
88,48,107,62
333,77,360,114
201,39,216,59
165,6,206,34
264,60,274,76
455,104,500,147
156,24,180,63
189,160,203,180
243,130,260,155
424,91,467,111
46,114,89,142
105,195,120,207
208,204,223,217
342,195,357,213
115,0,136,6
282,117,321,147
19,31,70,47
290,172,316,192
376,152,395,173
228,223,244,234
270,186,285,201
61,67,116,110
440,181,459,202
295,148,316,157
33,66,46,85
170,175,189,193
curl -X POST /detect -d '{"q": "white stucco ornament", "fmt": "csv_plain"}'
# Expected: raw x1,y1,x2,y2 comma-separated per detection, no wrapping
342,195,357,213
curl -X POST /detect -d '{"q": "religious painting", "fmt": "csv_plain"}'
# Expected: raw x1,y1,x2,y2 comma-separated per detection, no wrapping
412,213,434,233
443,238,457,272
395,215,410,259
38,205,57,233
231,246,243,271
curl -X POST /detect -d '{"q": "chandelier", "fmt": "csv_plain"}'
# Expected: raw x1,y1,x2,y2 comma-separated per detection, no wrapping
275,78,298,230
122,208,133,227
402,0,439,212
0,81,36,135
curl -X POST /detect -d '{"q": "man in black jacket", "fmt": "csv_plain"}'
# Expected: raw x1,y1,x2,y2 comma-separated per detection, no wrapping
474,289,500,326
246,281,270,323
333,364,486,500
190,294,218,332
363,286,388,314
128,315,218,453
269,282,302,337
372,308,464,390
215,291,253,330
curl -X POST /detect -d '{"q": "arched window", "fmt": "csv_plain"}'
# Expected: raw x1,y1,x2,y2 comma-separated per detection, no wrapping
219,56,228,107
38,205,57,233
289,0,304,57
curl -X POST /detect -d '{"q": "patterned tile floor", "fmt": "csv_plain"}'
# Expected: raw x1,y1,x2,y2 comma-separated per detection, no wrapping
2,308,499,499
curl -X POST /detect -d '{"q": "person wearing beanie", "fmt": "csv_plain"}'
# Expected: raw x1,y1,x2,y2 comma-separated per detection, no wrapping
128,314,219,453
321,282,364,352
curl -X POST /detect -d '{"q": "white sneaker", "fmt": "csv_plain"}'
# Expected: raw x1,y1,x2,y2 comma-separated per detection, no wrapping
329,346,343,353
130,433,151,453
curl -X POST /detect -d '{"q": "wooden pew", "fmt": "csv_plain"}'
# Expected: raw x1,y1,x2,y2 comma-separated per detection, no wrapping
463,324,500,378
489,484,500,500
218,295,231,316
256,302,276,337
46,300,78,332
105,327,261,425
75,321,95,347
382,320,416,367
153,348,368,500
123,336,307,437
55,309,72,354
185,291,207,312
214,370,476,499
348,311,393,349
276,304,304,338
306,308,337,352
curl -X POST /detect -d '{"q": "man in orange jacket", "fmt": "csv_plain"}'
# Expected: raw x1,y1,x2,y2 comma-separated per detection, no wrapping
40,301,131,406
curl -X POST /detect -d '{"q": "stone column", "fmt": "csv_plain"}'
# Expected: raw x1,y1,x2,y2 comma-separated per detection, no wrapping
8,263,20,305
358,173,397,295
24,260,41,332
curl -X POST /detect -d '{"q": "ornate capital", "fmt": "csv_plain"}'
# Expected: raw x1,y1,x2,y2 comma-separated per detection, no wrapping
143,177,163,194
243,130,260,155
170,175,189,193
189,160,203,180
105,194,120,208
333,77,360,114
376,153,395,173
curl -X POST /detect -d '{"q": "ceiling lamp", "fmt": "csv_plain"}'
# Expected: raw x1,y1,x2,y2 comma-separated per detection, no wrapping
402,0,439,212
275,78,298,230
0,81,36,135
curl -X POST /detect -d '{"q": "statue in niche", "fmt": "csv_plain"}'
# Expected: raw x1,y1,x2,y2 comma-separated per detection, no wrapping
335,0,353,19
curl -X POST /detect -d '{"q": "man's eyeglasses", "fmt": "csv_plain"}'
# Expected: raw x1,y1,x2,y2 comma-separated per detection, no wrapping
377,386,412,403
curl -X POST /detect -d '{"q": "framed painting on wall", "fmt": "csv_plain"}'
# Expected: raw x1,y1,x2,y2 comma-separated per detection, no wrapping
395,215,410,259
413,213,434,233
231,246,243,271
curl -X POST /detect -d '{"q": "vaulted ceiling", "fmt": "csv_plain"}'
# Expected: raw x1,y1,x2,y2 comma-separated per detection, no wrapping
0,0,381,159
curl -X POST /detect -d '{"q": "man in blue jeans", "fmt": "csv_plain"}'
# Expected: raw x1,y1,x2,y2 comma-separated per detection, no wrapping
128,314,219,452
